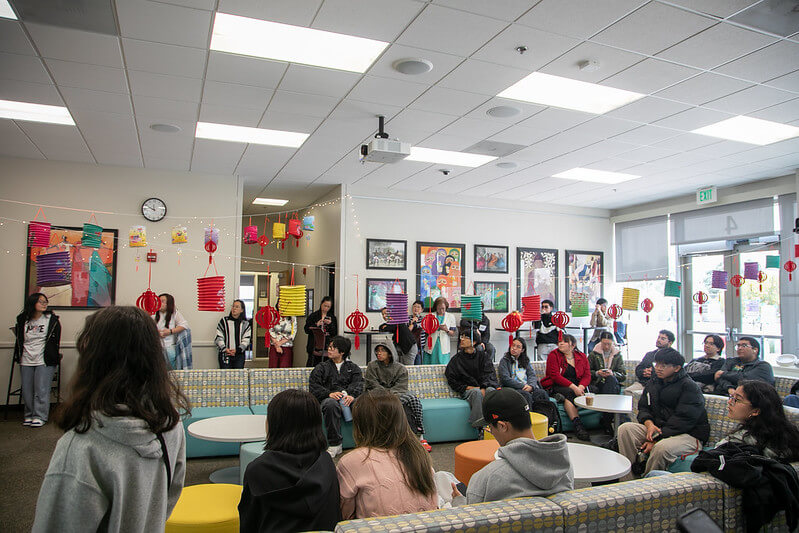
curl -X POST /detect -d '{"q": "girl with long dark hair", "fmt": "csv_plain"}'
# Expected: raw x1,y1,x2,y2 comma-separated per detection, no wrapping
14,292,61,427
498,337,549,409
154,293,189,369
541,334,592,441
304,296,337,367
215,299,252,369
337,390,437,519
32,306,190,532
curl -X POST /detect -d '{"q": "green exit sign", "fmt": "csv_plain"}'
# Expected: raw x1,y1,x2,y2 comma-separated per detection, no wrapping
697,186,717,205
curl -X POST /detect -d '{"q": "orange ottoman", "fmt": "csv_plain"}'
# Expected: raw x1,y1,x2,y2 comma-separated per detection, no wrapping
454,440,500,486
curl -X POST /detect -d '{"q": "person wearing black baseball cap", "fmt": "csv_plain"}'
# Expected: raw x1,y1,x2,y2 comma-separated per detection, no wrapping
464,388,573,504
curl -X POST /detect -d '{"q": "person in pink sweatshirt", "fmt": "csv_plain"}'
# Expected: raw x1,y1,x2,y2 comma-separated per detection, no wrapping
336,390,437,519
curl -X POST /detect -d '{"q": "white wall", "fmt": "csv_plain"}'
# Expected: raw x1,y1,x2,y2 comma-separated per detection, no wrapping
0,157,242,404
340,185,614,364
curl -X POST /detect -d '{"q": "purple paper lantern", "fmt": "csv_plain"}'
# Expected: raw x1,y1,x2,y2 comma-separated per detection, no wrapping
743,262,759,280
385,293,409,325
711,270,728,290
36,251,71,287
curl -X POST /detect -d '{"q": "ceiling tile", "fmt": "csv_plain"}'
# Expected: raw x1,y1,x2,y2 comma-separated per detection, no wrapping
143,156,190,172
764,69,799,92
137,117,196,160
217,0,321,25
438,59,528,96
391,165,464,190
517,0,645,40
601,58,700,94
685,140,757,160
489,107,592,144
313,0,423,41
388,108,457,134
129,70,203,101
650,133,720,151
438,117,509,139
433,0,534,21
0,120,43,159
654,72,751,105
610,124,680,145
539,42,646,83
132,95,200,122
606,96,690,123
656,22,777,70
347,75,428,107
93,149,143,168
366,44,464,85
122,39,208,79
592,2,715,55
704,84,795,115
46,59,128,93
236,144,297,177
258,111,323,132
156,0,216,9
60,86,133,115
71,109,140,154
0,20,36,55
616,145,680,163
471,24,580,71
117,0,213,49
191,138,246,174
750,98,799,124
25,23,123,67
0,80,63,106
356,160,431,187
662,0,761,18
408,86,488,116
202,80,272,109
268,90,340,117
0,52,51,84
16,122,94,163
278,64,361,98
417,132,484,151
652,106,735,130
206,52,287,89
714,41,799,83
488,124,554,146
396,4,507,57
200,103,261,127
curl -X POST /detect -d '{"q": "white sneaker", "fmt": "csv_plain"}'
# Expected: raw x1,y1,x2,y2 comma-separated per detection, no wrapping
30,418,45,427
23,417,33,426
326,444,343,458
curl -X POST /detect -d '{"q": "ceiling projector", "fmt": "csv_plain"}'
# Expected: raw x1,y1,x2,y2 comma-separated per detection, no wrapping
359,115,410,164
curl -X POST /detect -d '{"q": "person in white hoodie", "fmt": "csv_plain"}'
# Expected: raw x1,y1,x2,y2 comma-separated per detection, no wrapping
32,306,190,533
465,388,573,504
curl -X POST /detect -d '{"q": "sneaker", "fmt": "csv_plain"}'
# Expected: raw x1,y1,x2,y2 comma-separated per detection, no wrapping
326,444,343,458
23,417,33,426
419,438,432,452
572,418,590,441
30,419,45,428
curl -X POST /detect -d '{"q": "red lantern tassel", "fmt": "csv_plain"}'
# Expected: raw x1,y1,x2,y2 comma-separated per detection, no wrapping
427,336,433,350
646,315,650,323
736,288,740,296
354,335,360,350
508,333,513,348
558,329,563,342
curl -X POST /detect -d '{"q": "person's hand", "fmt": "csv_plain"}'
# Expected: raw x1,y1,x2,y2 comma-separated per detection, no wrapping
480,388,487,396
342,395,354,406
159,328,170,338
225,348,236,356
640,441,655,454
439,324,448,331
522,385,533,392
644,421,661,441
276,346,283,354
451,482,462,500
598,369,611,378
577,384,586,395
329,391,344,400
317,319,324,327
323,317,332,324
643,367,652,378
465,386,476,391
714,370,724,380
569,383,581,396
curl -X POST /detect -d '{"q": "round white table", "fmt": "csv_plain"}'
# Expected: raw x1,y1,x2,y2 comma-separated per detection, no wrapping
574,394,633,432
490,441,630,483
188,414,267,484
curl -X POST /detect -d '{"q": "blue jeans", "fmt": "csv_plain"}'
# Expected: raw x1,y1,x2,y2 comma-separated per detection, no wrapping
20,364,56,421
784,395,799,408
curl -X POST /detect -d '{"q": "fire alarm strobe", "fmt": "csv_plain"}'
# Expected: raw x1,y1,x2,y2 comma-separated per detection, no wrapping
146,252,157,262
359,115,410,164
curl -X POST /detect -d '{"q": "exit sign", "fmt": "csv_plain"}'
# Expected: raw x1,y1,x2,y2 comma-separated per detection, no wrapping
697,186,717,205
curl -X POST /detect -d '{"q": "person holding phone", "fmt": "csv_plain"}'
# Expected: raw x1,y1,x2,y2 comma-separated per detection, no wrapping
305,296,338,367
588,331,626,433
422,297,457,365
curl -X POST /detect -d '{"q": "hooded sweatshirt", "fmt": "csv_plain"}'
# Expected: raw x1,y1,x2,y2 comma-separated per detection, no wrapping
32,412,185,533
239,449,341,533
466,434,573,504
364,342,409,395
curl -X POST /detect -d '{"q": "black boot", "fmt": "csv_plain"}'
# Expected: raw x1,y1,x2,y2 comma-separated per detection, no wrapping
600,413,614,435
572,417,590,441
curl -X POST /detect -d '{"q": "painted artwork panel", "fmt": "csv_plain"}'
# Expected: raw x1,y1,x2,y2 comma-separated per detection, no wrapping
417,242,465,312
517,247,558,310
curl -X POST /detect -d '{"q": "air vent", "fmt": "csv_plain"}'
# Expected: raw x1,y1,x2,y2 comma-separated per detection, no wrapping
729,0,799,37
463,140,526,158
11,0,118,35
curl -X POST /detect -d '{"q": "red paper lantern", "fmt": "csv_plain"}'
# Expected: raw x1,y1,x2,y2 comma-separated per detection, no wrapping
421,314,440,350
607,303,623,333
345,310,369,350
197,275,225,312
729,274,745,296
258,235,269,255
205,240,217,264
551,311,569,342
244,225,258,245
136,289,161,315
757,271,767,292
693,291,708,314
255,305,280,348
785,260,797,282
640,298,654,323
501,312,523,348
287,218,302,238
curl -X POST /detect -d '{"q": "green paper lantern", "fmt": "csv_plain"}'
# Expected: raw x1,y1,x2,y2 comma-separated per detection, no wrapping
664,280,681,297
461,295,483,320
766,255,780,268
571,293,589,317
82,222,103,248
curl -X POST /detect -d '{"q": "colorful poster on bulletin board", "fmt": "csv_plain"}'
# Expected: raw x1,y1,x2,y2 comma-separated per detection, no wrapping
417,242,465,312
517,247,558,310
25,226,118,309
565,250,603,313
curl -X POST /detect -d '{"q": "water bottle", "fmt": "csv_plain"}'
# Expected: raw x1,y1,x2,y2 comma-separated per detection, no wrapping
339,391,353,422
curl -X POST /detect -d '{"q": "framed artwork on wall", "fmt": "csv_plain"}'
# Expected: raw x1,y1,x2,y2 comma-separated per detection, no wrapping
474,281,509,312
565,250,604,313
517,247,558,311
25,225,118,309
417,241,465,312
366,238,407,270
366,278,407,312
474,244,509,274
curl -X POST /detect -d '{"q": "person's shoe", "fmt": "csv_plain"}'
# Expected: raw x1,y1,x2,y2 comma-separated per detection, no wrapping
29,418,45,428
23,417,33,426
600,414,615,435
419,438,432,452
572,418,590,441
326,444,343,458
602,437,619,452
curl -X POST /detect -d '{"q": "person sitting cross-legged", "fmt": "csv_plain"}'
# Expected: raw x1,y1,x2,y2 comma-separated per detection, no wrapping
617,348,709,479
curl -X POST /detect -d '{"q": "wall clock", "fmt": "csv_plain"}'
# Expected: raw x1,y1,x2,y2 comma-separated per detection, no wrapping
141,197,167,222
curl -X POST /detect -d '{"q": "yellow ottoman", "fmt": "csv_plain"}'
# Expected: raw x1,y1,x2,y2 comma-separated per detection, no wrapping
166,483,241,533
483,412,549,440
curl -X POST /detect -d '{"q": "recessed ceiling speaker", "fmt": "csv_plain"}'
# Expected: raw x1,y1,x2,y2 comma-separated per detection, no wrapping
496,162,517,169
150,123,182,133
486,105,520,118
392,58,433,75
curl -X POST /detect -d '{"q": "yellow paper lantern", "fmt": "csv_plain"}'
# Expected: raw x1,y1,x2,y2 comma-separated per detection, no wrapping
621,287,640,311
279,285,307,317
272,222,286,240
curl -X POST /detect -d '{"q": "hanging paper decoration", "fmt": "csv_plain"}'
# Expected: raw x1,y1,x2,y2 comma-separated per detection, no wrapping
244,215,258,245
136,257,161,315
757,271,767,292
272,222,286,239
255,305,280,348
501,311,523,347
664,280,681,297
570,293,589,318
204,226,219,247
171,226,187,244
82,216,103,248
607,304,623,334
302,216,315,231
621,288,640,311
693,291,708,314
551,311,570,343
766,255,780,269
386,293,409,324
421,313,439,350
711,270,728,290
28,208,51,247
36,250,71,286
346,310,368,350
743,262,759,280
640,298,654,323
795,245,799,258
461,295,483,320
521,295,541,322
287,217,302,238
729,275,745,296
278,285,307,316
129,225,147,247
785,260,797,282
197,276,225,311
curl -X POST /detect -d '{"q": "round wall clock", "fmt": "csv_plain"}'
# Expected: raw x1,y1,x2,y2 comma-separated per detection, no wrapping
141,197,167,222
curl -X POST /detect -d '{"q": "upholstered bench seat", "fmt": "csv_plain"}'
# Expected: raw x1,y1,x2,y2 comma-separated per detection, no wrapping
419,398,479,443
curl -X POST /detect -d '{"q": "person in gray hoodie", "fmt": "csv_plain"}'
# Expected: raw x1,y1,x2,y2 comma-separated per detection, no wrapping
32,306,190,533
465,388,573,504
713,336,774,396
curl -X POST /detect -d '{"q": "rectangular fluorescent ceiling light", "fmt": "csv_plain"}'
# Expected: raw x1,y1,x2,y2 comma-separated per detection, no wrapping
0,99,74,125
405,147,497,168
0,1,17,19
554,168,640,184
195,122,308,148
210,12,389,73
692,116,799,145
498,72,644,114
253,198,289,206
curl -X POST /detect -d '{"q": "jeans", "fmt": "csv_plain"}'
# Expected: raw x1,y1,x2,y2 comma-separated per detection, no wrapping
462,387,496,428
399,344,418,366
20,364,56,422
218,351,245,369
321,397,345,446
784,395,799,408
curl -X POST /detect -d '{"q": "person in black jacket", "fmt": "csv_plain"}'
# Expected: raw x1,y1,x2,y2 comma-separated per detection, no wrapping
239,389,341,533
309,336,363,458
626,330,675,393
685,334,726,392
460,313,495,362
618,348,709,478
304,296,338,367
13,292,61,427
713,337,774,396
378,307,418,365
445,324,499,430
535,300,558,360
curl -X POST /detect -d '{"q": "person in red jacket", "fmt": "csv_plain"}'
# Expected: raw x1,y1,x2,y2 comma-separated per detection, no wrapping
541,334,591,441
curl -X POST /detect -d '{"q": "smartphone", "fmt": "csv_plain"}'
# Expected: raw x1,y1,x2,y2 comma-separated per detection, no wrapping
677,508,722,533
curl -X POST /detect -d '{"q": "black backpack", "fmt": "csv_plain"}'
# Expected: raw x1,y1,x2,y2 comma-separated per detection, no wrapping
531,399,562,435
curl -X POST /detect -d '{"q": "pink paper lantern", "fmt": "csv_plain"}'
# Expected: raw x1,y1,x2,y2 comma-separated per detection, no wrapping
711,270,728,290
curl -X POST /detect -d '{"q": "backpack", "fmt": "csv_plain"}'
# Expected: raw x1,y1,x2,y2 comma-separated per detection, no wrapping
531,399,562,435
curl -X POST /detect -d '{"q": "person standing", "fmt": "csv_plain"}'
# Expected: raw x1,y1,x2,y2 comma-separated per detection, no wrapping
215,299,252,369
378,307,418,366
14,293,61,427
408,299,425,364
305,296,338,367
587,298,610,353
423,297,457,365
535,300,558,360
154,293,189,369
269,304,297,369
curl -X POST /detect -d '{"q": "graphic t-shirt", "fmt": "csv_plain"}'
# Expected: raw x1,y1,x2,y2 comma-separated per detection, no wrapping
22,315,48,366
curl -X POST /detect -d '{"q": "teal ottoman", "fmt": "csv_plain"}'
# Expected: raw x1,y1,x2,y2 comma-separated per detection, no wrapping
183,406,254,458
420,398,479,443
252,404,354,449
240,440,265,484
551,399,602,432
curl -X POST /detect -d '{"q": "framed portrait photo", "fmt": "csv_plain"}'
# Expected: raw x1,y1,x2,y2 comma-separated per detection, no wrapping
474,281,509,312
366,278,407,312
417,242,465,312
474,244,509,274
517,247,558,311
366,239,407,270
565,250,604,313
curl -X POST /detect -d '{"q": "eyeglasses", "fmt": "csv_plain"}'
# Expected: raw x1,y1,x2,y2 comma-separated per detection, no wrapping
735,343,751,349
728,395,751,405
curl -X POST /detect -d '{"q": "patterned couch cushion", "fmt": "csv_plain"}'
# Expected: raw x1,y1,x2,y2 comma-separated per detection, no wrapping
171,369,249,407
250,367,313,406
407,365,460,399
334,497,564,533
775,376,794,398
